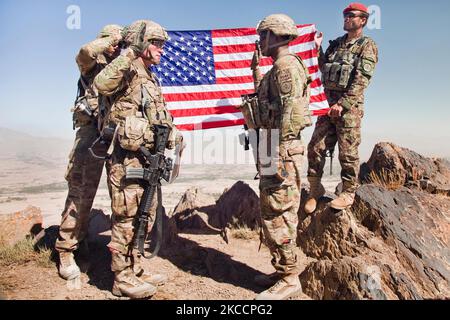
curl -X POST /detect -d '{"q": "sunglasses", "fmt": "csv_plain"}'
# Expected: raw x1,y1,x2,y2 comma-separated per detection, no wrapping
343,12,366,19
149,40,165,49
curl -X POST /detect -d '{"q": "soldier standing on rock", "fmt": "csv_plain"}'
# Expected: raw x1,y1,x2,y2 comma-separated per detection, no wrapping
242,14,312,300
304,2,379,213
56,24,124,281
94,20,181,299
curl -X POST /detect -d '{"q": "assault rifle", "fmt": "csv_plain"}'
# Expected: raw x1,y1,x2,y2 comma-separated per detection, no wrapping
125,125,173,259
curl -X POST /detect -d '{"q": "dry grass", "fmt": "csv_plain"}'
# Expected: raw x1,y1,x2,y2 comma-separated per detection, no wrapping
367,168,405,190
0,238,53,268
229,217,259,240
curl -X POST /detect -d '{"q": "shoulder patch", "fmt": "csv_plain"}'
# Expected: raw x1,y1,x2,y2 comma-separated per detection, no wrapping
278,69,293,94
363,63,373,73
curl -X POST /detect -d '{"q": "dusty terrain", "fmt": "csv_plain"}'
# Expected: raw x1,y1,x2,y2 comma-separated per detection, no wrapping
0,132,339,300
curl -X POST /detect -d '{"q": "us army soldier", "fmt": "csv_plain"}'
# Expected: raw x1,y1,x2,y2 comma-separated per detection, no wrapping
305,2,378,212
243,14,312,300
56,24,123,281
94,20,181,299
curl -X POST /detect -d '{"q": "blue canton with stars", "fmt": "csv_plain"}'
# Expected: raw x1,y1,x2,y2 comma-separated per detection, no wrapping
151,31,215,86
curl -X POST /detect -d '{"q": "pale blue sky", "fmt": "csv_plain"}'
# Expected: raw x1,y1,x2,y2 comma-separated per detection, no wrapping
0,0,449,159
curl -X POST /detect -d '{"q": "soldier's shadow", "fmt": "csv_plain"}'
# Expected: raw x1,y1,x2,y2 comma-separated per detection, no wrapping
157,231,264,293
83,210,265,294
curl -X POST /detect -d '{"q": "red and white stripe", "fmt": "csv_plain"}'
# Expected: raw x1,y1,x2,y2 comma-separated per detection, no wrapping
162,24,329,131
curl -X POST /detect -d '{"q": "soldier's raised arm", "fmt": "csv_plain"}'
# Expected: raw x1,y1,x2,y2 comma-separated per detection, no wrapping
94,54,132,96
94,23,148,96
337,39,378,110
76,37,120,76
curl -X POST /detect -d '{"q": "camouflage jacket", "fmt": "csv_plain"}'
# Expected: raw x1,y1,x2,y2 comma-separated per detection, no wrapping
75,37,117,111
319,34,378,110
256,53,311,143
94,55,175,149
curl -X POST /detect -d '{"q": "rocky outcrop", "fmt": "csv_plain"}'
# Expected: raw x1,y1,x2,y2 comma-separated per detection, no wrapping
172,182,260,232
0,206,43,246
299,143,450,300
212,181,260,230
171,187,217,231
360,142,450,195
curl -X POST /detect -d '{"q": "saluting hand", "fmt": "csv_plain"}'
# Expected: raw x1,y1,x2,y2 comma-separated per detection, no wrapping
250,41,262,71
314,31,323,50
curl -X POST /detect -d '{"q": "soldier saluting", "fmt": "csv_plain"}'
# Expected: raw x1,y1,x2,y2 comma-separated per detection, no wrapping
305,3,379,213
94,20,181,299
56,24,123,281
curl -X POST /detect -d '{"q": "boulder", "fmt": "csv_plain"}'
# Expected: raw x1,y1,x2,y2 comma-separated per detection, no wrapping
360,142,450,195
173,182,261,232
298,183,450,300
0,206,43,246
212,181,260,230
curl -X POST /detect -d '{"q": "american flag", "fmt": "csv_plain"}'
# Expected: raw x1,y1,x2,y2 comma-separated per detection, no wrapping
153,24,329,131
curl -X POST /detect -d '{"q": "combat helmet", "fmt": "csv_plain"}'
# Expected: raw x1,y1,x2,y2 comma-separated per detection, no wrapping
256,14,298,41
97,24,123,39
124,19,169,45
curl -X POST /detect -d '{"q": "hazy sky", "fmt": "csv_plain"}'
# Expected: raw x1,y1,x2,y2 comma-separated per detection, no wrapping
0,0,449,160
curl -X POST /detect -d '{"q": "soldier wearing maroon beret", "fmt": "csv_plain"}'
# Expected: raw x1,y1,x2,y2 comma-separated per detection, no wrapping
305,3,379,212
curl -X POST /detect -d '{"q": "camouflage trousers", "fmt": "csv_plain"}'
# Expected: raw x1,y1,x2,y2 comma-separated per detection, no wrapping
307,105,363,194
56,123,105,252
107,148,159,274
259,148,302,276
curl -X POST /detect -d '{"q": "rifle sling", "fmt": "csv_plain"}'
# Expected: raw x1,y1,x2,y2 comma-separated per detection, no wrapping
140,183,163,259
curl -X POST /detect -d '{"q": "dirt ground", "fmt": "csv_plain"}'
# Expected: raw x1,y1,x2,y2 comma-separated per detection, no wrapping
0,155,337,300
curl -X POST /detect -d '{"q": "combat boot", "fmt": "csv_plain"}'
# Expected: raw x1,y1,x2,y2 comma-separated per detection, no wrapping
330,192,355,210
136,268,168,286
254,272,281,287
255,274,302,300
58,251,81,280
304,176,325,214
112,269,157,299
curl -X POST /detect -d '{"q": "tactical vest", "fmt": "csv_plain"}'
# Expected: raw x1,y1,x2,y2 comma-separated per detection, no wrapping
322,36,368,91
256,54,312,135
110,62,174,152
72,57,107,129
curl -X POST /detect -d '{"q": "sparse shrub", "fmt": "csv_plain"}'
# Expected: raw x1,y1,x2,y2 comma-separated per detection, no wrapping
367,168,404,190
229,217,259,240
0,238,53,268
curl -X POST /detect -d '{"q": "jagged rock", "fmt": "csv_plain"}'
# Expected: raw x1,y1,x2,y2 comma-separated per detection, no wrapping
212,181,260,230
0,206,43,246
172,187,217,230
354,185,450,298
173,182,261,232
298,183,450,300
360,142,450,195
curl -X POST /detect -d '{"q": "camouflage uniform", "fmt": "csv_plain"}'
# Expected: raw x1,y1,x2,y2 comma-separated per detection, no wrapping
257,52,310,277
94,20,176,298
56,25,122,255
242,14,311,299
307,35,378,195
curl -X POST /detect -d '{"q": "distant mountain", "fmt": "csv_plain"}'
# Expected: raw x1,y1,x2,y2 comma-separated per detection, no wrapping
0,127,72,160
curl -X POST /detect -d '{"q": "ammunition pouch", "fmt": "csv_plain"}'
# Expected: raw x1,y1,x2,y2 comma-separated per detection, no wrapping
238,93,262,129
322,62,354,91
117,115,154,152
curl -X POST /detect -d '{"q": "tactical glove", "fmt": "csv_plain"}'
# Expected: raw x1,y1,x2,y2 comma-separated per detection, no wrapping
251,41,262,71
